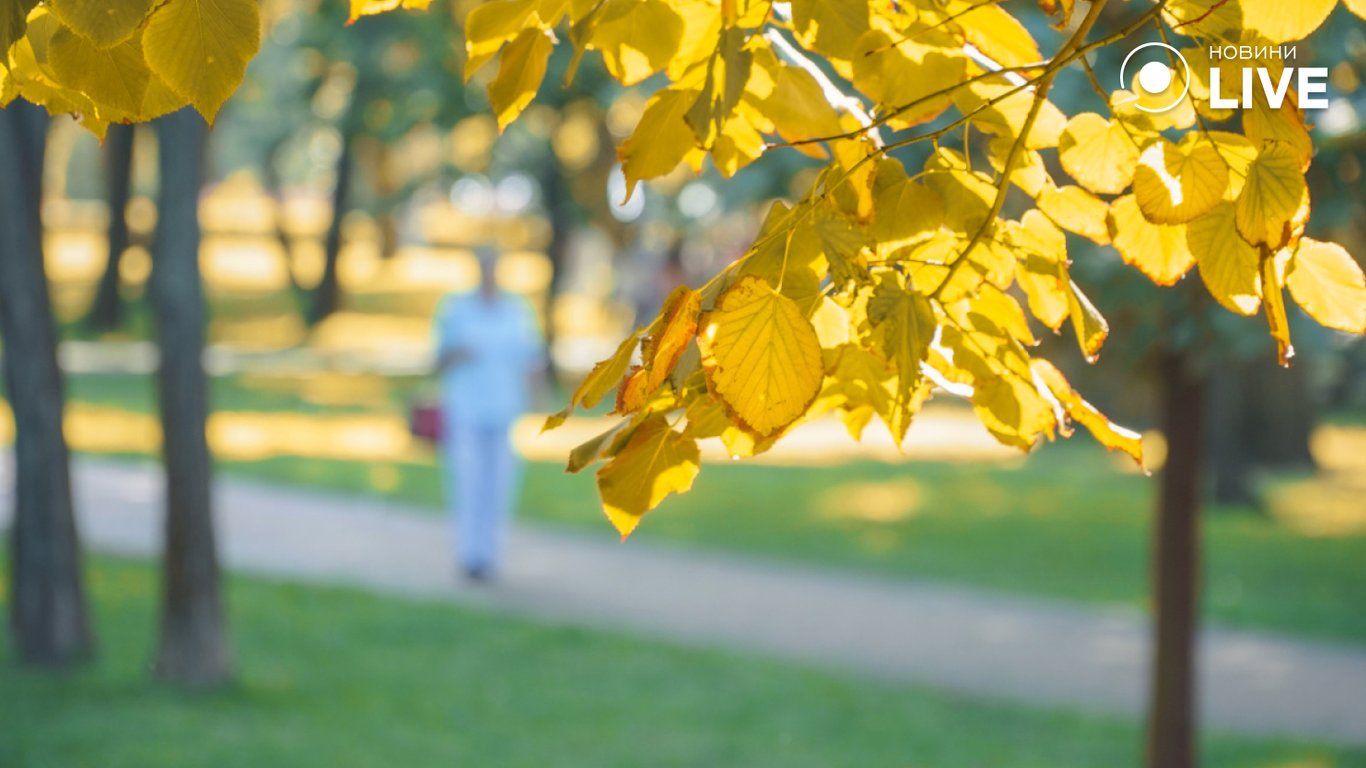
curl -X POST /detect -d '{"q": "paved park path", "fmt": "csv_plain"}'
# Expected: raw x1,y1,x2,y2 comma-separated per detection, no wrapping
3,457,1365,745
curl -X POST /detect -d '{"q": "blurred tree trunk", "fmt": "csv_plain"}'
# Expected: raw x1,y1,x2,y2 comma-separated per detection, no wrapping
1209,358,1315,505
84,123,136,331
0,100,94,666
1146,349,1204,768
541,157,573,386
308,128,354,326
149,108,231,686
263,136,305,299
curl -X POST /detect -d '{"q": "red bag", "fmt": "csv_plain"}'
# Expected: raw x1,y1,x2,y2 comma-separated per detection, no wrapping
409,401,443,444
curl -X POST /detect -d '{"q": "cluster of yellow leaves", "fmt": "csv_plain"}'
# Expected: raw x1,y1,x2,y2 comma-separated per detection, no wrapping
0,0,262,134
30,0,1335,537
459,0,1364,535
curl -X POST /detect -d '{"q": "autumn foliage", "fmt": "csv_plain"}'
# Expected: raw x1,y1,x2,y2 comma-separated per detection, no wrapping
5,0,1365,537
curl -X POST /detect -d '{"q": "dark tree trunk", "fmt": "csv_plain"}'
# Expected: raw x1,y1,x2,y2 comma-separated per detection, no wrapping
1208,356,1315,505
307,129,354,326
149,108,231,686
84,123,136,331
262,136,305,299
1147,349,1204,768
0,100,94,666
540,158,573,386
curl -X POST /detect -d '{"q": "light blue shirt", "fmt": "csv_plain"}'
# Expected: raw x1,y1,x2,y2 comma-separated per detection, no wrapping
435,291,543,426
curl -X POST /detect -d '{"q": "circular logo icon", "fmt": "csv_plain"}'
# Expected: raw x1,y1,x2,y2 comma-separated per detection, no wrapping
1120,42,1191,113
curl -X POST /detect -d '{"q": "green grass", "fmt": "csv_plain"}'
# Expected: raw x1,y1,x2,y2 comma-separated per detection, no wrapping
14,372,1366,645
2,556,1359,768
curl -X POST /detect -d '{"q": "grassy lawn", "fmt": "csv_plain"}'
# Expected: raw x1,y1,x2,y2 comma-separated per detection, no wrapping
10,371,1366,645
1,555,1360,768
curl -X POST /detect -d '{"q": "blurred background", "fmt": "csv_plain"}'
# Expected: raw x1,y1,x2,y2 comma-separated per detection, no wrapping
2,0,1366,766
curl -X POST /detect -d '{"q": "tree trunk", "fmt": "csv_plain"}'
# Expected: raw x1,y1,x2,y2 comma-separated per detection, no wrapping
307,129,354,326
1208,356,1315,506
0,100,94,666
149,108,231,686
84,123,136,331
540,158,573,387
1146,349,1204,768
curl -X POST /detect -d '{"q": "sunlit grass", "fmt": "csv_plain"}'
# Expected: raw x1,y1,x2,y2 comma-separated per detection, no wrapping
0,555,1358,768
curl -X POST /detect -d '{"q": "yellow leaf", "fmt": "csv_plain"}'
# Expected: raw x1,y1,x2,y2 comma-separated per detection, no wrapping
142,0,260,122
953,79,1066,150
48,27,150,118
1244,91,1312,169
139,71,189,120
1107,194,1193,286
1348,0,1366,21
618,87,701,200
684,26,751,147
1260,249,1294,365
851,27,964,129
567,419,632,473
866,272,936,444
925,148,994,233
746,47,843,152
543,327,643,431
614,366,652,414
870,173,943,259
1238,0,1336,43
1235,142,1307,248
349,0,432,24
1188,202,1261,315
698,275,823,436
944,327,1055,450
1066,281,1108,363
1132,138,1228,224
1032,360,1143,467
640,286,701,391
1009,211,1070,330
1037,184,1109,245
988,136,1048,197
971,284,1039,347
951,1,1041,70
1058,112,1139,195
49,0,152,48
596,414,700,537
1286,239,1366,333
739,204,828,315
830,137,878,222
585,0,683,86
790,0,869,73
711,108,766,177
1187,130,1256,198
464,0,538,79
488,27,553,130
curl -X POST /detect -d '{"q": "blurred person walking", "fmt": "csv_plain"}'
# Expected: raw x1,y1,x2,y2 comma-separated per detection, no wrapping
433,245,544,582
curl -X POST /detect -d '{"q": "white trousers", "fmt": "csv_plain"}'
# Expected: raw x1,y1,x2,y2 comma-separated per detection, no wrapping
442,420,519,571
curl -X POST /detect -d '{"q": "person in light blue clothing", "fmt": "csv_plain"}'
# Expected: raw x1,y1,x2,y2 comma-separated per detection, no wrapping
434,246,544,582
